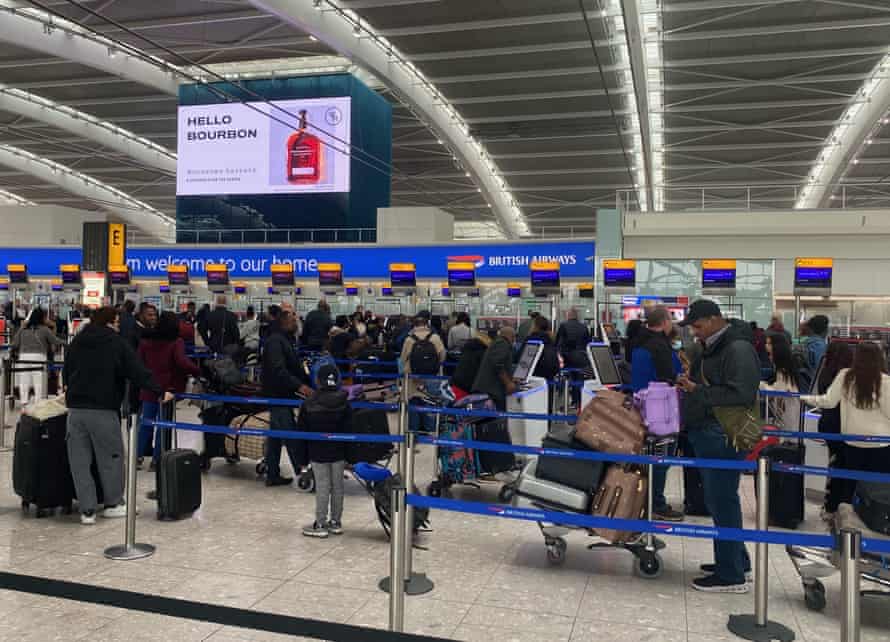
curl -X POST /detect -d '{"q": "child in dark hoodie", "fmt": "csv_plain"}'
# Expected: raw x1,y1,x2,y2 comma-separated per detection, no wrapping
299,363,352,538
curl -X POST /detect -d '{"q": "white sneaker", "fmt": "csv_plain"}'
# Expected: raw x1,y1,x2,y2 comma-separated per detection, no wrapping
102,504,139,519
80,511,96,525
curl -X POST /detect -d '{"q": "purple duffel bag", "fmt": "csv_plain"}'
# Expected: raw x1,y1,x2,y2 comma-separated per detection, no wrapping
634,382,680,436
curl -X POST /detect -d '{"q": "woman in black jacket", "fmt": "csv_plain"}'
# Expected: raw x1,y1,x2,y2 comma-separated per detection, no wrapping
450,333,491,398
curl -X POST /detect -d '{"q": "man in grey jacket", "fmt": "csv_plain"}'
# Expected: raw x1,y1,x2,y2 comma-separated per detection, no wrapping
677,300,760,594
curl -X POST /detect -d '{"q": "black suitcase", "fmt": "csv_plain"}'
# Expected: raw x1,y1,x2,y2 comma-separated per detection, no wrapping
474,419,515,475
13,414,75,516
854,482,890,535
346,408,392,464
760,442,805,529
680,434,709,517
156,449,202,521
536,423,605,493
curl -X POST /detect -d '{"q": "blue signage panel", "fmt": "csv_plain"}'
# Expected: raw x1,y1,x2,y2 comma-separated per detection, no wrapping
0,241,594,279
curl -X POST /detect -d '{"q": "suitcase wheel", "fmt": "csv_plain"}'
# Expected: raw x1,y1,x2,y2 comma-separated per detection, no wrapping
35,508,53,519
427,480,443,498
497,484,515,504
255,461,267,477
545,537,567,566
803,580,826,612
634,551,663,579
297,470,315,492
20,500,28,515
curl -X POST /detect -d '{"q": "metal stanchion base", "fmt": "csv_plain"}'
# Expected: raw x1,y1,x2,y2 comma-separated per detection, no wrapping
103,543,156,561
378,573,435,596
727,614,796,641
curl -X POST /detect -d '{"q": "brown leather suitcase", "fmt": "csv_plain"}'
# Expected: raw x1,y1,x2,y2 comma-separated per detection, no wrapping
574,388,646,455
590,465,648,544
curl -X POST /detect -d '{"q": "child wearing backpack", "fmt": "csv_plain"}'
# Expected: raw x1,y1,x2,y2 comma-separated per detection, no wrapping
299,363,353,538
400,311,446,432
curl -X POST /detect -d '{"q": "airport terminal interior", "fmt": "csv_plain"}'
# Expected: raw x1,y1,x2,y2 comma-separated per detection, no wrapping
0,1,889,641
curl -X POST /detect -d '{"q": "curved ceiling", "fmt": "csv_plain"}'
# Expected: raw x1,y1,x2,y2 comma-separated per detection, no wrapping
0,0,883,239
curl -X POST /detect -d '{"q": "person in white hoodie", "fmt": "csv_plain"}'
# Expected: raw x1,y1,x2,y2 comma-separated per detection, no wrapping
801,341,890,513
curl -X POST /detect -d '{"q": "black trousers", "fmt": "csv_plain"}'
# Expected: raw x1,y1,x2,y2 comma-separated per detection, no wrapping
831,444,890,510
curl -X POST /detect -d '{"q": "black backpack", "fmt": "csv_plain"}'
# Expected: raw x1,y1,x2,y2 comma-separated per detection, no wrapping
409,333,440,375
372,473,429,537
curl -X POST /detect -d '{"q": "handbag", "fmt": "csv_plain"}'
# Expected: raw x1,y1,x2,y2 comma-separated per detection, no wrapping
700,369,763,452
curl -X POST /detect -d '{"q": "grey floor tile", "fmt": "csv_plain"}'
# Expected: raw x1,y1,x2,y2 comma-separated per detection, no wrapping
570,620,686,641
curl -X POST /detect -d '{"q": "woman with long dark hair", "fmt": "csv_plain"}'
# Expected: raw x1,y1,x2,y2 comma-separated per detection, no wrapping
760,333,800,429
814,342,854,518
137,311,201,468
802,342,890,515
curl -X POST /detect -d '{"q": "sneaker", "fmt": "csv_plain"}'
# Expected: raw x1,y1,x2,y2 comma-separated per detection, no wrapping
265,476,294,487
692,574,750,593
80,510,96,525
699,564,753,582
303,521,329,538
326,520,343,535
653,506,684,522
102,504,139,519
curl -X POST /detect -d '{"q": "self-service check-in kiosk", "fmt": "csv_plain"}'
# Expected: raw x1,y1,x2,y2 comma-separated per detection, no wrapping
580,342,623,409
507,339,548,455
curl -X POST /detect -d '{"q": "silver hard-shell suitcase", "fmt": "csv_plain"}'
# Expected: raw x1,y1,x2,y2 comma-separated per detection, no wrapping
516,460,590,512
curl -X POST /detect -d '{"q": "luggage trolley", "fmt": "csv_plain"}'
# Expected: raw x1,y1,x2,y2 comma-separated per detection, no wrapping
513,342,671,578
427,342,545,499
787,503,890,612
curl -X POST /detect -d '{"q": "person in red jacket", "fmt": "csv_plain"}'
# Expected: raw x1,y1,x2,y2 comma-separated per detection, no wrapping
137,311,201,468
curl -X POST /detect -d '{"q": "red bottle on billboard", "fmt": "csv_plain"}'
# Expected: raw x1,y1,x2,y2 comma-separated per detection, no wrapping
286,109,322,184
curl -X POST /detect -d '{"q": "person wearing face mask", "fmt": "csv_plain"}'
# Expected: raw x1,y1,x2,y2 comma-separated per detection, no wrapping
630,306,684,521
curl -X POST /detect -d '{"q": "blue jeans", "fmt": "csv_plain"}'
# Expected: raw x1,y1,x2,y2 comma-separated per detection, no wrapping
265,406,305,480
686,422,751,584
138,400,160,461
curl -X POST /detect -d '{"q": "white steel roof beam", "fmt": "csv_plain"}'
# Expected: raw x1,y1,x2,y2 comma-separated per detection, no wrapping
0,84,176,173
248,0,528,237
663,16,890,41
796,53,890,208
620,0,655,211
0,2,180,95
0,143,173,239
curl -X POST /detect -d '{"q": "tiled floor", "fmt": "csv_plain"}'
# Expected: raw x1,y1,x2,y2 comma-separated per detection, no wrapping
0,405,887,641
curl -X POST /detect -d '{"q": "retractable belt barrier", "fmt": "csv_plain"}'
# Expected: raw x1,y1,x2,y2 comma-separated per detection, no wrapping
176,392,399,413
405,495,890,555
148,419,404,445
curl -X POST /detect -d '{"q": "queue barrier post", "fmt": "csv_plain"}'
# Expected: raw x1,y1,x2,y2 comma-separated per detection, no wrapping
562,375,570,416
402,430,434,595
727,456,795,641
104,394,155,561
0,357,7,447
40,364,49,401
840,528,861,642
386,482,406,633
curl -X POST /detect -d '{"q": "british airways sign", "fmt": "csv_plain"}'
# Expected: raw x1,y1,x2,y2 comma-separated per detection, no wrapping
0,241,594,280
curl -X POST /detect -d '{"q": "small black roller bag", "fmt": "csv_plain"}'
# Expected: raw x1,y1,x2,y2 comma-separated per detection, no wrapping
854,482,890,535
156,403,202,520
535,422,605,493
760,441,805,530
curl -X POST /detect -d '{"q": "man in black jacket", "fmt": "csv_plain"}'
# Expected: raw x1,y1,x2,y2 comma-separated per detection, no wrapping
301,300,332,350
262,309,312,486
64,306,169,525
200,295,240,354
677,300,759,594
